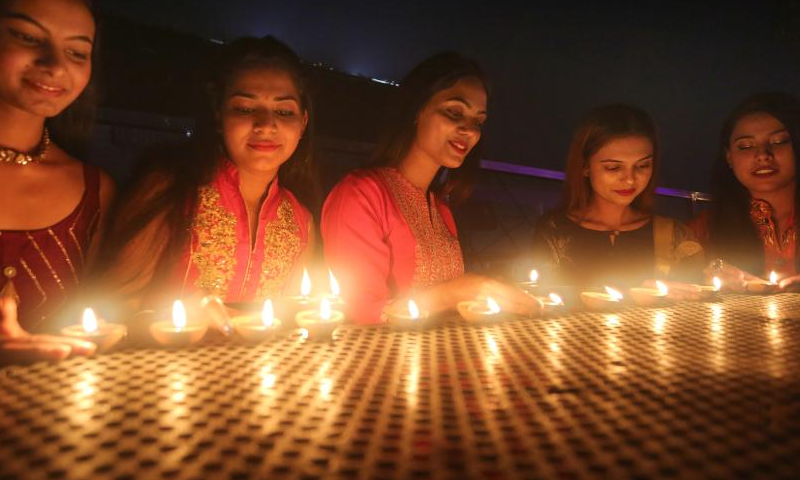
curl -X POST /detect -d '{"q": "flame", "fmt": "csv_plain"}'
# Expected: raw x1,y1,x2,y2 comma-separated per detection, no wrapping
769,271,778,284
548,293,564,305
529,269,539,283
300,268,311,297
655,280,668,295
261,299,274,327
712,276,722,291
82,308,98,333
604,286,623,301
486,297,501,314
408,299,420,319
299,328,309,339
320,297,331,321
172,300,186,330
328,270,340,296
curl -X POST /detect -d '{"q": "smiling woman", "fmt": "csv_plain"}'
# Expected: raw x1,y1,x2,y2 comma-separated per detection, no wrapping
0,0,114,363
530,104,704,289
93,36,317,326
322,52,541,324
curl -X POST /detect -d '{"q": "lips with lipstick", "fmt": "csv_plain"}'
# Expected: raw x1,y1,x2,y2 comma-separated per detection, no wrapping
448,139,468,155
247,140,281,152
751,165,779,177
24,79,67,97
613,188,637,196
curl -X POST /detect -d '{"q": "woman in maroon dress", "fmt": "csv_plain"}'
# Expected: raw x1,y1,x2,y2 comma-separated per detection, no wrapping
0,0,115,363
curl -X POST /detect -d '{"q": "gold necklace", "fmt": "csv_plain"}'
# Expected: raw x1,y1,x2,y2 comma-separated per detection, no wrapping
0,128,50,165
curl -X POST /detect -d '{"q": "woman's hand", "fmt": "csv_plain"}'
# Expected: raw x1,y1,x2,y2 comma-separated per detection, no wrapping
0,297,96,364
199,295,232,335
779,274,800,292
703,259,761,292
443,273,543,317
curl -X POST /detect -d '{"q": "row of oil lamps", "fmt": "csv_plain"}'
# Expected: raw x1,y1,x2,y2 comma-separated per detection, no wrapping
58,268,782,352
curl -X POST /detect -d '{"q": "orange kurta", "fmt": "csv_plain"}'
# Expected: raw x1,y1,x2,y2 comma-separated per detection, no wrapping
322,167,464,324
176,161,311,302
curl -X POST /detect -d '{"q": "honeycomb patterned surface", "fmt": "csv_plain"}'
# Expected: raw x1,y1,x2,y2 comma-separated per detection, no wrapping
1,294,799,480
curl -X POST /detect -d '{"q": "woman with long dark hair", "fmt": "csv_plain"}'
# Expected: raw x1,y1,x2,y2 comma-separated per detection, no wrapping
689,92,800,290
96,36,317,320
0,0,114,362
322,52,539,324
531,104,704,290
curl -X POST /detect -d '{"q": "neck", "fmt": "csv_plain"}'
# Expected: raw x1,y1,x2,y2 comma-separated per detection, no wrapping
752,181,796,226
396,145,441,191
583,196,636,229
0,104,46,152
237,165,278,207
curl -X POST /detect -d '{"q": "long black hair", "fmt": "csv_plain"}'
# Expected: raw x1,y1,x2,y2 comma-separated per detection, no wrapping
371,52,488,205
706,92,800,274
98,36,317,302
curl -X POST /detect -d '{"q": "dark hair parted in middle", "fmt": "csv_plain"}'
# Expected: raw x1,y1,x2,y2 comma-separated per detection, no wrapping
706,91,800,274
99,36,317,301
562,104,659,214
371,52,488,205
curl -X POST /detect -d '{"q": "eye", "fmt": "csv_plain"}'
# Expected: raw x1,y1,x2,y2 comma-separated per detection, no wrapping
445,108,464,120
604,165,621,172
636,162,653,170
771,136,791,145
736,143,753,150
233,106,255,114
276,109,296,117
8,28,40,46
66,49,90,62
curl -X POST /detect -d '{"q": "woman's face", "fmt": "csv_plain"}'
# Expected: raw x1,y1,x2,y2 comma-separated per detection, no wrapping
412,76,487,169
220,65,308,175
585,136,654,209
727,112,795,197
0,0,94,118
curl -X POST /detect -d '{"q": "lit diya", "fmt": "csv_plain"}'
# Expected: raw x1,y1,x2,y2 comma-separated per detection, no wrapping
149,300,208,347
539,292,566,315
296,297,344,340
580,286,624,311
696,276,723,298
61,308,127,352
457,296,506,323
285,268,318,317
519,269,540,294
325,270,345,308
385,299,430,329
747,271,780,294
231,299,282,342
629,280,669,307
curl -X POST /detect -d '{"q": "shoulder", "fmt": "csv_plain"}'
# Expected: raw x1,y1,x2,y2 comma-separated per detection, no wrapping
325,169,389,208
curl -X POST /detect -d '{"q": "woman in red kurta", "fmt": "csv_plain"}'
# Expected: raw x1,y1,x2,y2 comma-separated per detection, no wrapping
687,92,800,291
96,36,316,322
322,53,540,325
1,0,114,363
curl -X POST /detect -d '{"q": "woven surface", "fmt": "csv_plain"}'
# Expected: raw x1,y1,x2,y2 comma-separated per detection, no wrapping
1,294,799,480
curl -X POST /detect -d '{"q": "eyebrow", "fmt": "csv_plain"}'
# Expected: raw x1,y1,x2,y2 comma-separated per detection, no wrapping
600,155,654,163
445,96,488,115
732,128,788,142
229,92,301,104
2,12,94,45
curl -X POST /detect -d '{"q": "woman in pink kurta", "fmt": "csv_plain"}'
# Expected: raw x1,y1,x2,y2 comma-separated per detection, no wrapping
322,53,540,324
97,37,316,321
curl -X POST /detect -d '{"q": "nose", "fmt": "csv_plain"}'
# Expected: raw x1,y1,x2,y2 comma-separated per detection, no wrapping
456,121,480,137
252,110,277,133
622,167,635,185
754,142,773,161
34,44,67,78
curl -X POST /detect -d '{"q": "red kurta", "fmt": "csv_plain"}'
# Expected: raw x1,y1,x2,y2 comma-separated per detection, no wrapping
0,164,101,332
175,161,311,302
322,167,464,324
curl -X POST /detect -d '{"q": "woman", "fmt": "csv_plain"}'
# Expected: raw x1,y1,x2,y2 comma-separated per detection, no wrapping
96,36,316,320
688,92,800,291
531,104,703,291
322,52,539,325
0,0,113,362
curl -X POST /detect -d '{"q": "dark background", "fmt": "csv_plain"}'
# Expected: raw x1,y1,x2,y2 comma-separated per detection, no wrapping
95,0,800,192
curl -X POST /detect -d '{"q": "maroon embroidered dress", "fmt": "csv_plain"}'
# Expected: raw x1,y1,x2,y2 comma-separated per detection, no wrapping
0,164,101,332
322,167,465,324
175,161,311,302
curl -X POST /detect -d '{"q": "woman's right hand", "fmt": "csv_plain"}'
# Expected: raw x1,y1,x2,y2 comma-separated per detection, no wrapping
703,259,761,292
444,273,542,317
0,297,96,364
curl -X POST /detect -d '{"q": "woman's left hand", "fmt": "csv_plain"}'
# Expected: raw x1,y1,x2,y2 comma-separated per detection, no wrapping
778,274,800,292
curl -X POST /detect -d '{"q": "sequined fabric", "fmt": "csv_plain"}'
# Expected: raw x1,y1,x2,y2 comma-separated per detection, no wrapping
749,198,797,276
378,168,464,287
257,198,302,299
190,186,238,297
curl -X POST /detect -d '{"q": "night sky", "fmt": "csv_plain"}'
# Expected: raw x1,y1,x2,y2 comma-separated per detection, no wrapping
100,0,800,192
